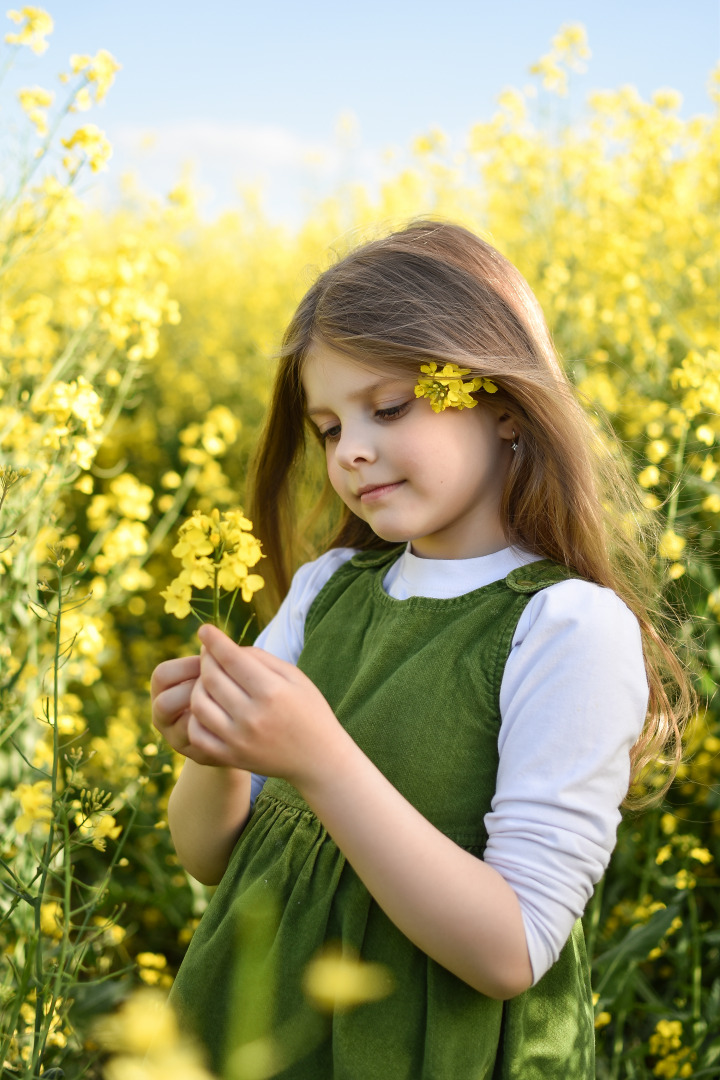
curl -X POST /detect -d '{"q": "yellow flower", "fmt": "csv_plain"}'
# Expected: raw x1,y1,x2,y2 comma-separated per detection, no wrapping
74,811,122,851
241,574,265,603
653,88,683,112
160,578,192,618
110,473,155,521
303,945,394,1012
94,989,180,1056
529,53,568,95
659,530,686,561
40,900,64,938
62,124,112,173
17,85,54,136
163,507,265,622
13,780,53,834
414,362,497,413
638,465,660,488
674,868,696,890
68,49,121,103
594,1011,611,1029
646,439,669,464
5,6,53,54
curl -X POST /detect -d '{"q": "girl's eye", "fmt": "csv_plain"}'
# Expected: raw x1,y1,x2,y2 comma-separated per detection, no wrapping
318,401,411,442
376,401,411,421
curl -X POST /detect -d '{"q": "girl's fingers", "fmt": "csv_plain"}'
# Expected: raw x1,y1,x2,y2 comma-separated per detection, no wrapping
153,678,197,727
190,677,237,738
151,655,200,697
197,626,294,696
186,710,232,759
199,651,251,717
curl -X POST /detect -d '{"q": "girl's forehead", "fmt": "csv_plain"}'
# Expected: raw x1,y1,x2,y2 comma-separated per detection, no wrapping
302,344,412,406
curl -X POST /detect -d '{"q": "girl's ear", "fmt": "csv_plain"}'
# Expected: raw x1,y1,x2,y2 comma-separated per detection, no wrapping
496,410,517,442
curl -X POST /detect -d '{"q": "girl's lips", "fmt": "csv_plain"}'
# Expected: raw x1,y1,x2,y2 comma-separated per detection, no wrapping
359,481,404,503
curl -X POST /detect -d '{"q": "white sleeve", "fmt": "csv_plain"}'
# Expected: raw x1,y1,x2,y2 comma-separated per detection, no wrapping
249,547,358,804
483,580,648,984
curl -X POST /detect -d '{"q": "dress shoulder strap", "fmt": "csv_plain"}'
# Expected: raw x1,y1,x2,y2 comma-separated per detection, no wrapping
504,558,585,594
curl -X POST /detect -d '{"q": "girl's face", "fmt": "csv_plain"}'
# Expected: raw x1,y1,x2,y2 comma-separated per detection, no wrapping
303,343,515,560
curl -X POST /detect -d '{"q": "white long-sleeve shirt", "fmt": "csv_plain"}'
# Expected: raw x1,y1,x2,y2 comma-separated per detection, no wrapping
249,544,648,983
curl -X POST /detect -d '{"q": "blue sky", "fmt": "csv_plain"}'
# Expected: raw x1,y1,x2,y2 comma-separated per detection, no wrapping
8,0,720,220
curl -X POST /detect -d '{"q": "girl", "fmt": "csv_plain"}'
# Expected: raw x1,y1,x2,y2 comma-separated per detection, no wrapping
151,221,688,1079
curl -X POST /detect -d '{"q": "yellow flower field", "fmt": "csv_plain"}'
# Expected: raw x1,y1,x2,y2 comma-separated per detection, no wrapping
0,10,718,1078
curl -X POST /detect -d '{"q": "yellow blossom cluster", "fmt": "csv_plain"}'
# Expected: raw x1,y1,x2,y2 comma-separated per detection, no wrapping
13,780,53,835
5,5,53,53
17,84,54,135
63,48,121,107
162,508,265,619
649,1020,695,1078
93,989,216,1080
62,123,113,173
414,362,497,412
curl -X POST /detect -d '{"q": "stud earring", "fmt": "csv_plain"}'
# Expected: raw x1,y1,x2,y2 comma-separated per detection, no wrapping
511,430,518,452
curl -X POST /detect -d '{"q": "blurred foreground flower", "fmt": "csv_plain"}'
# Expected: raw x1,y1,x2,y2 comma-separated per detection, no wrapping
94,989,216,1080
161,508,264,629
302,945,394,1013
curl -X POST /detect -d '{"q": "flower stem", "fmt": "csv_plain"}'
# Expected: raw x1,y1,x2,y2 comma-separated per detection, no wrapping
213,566,220,628
31,564,63,1075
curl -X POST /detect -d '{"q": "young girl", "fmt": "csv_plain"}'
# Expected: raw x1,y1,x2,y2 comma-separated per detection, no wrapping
151,221,687,1079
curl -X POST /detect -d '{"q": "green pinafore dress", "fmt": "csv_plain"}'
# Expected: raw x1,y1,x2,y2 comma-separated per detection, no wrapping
169,549,595,1078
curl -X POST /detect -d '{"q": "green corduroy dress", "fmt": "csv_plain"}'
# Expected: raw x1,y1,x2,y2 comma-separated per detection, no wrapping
169,548,595,1079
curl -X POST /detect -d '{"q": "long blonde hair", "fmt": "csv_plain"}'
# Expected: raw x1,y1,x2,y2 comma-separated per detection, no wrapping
249,220,692,802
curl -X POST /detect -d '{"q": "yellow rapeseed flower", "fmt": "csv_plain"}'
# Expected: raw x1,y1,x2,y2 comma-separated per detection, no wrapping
160,578,192,619
5,6,53,54
62,124,112,173
17,85,53,136
414,362,497,413
302,945,394,1012
163,508,265,623
67,49,121,103
658,530,686,561
638,465,660,488
13,780,52,834
40,900,64,938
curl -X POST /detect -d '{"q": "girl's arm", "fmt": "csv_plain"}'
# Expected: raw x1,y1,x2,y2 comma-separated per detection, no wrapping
187,626,532,1000
151,656,252,885
167,761,251,886
299,726,533,1000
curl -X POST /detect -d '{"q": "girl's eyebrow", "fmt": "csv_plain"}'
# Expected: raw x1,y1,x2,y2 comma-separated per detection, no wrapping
305,378,410,418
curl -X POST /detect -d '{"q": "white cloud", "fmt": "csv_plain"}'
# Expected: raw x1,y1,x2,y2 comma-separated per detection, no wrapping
114,120,343,176
102,119,388,222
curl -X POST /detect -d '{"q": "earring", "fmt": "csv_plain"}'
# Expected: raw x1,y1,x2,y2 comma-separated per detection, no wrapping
511,430,518,452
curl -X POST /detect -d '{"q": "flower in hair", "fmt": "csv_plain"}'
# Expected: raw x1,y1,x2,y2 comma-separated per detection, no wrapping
414,362,497,413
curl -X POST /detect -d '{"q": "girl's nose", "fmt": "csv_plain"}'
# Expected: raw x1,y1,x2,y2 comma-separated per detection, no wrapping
334,426,378,469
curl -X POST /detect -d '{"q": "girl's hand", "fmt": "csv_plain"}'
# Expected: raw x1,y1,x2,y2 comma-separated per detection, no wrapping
151,655,221,766
187,624,348,786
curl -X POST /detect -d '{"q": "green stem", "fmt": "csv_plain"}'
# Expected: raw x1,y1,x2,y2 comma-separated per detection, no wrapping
585,873,605,964
665,422,688,536
609,1006,627,1080
30,564,63,1077
688,889,704,1040
637,811,659,903
213,566,220,628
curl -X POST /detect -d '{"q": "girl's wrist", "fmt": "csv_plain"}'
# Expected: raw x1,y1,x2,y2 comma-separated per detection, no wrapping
291,722,363,807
